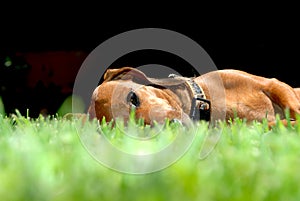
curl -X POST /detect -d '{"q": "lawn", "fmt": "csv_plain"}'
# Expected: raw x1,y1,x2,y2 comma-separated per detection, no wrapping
1,109,300,201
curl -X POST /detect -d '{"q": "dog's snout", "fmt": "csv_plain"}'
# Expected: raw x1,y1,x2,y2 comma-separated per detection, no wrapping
170,118,183,125
127,90,140,107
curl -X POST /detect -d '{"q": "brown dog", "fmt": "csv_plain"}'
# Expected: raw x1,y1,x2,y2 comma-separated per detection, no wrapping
88,67,300,127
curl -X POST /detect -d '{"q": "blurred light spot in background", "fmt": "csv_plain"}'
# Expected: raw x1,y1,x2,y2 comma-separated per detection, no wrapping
0,96,5,116
57,95,85,117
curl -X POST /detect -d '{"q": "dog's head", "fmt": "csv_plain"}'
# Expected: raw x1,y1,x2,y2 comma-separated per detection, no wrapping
88,67,189,125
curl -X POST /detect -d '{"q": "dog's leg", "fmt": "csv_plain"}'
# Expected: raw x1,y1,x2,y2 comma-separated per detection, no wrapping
262,81,300,128
268,119,298,129
262,78,300,120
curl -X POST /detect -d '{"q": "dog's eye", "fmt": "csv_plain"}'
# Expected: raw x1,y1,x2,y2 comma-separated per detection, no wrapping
127,90,140,107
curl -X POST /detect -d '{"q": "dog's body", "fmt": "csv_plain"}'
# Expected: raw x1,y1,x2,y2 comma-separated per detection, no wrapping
295,88,300,100
88,67,300,126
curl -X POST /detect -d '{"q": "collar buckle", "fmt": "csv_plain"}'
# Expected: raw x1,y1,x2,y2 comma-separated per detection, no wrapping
190,96,211,121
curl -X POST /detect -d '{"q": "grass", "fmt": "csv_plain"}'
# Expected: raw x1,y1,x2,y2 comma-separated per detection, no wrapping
1,109,300,201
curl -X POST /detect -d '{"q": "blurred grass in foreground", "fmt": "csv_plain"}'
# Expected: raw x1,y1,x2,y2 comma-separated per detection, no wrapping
1,111,300,201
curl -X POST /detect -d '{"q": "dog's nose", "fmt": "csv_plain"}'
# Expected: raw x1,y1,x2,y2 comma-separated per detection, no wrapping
170,118,183,126
170,117,195,128
170,112,194,127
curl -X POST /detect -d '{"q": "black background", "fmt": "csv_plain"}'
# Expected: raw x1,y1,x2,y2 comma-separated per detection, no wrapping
0,6,299,117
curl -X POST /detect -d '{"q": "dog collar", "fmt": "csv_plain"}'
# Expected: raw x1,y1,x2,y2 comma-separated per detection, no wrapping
168,74,211,121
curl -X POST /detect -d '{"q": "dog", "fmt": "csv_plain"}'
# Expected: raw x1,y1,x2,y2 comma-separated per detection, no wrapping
87,67,300,127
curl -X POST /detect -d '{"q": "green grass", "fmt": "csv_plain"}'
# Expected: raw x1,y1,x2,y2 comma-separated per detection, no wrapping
1,110,300,201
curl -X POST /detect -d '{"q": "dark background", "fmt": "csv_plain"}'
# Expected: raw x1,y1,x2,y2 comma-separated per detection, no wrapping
0,7,299,118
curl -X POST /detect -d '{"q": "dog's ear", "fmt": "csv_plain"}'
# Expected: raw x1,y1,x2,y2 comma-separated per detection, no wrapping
103,67,150,83
103,66,186,87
